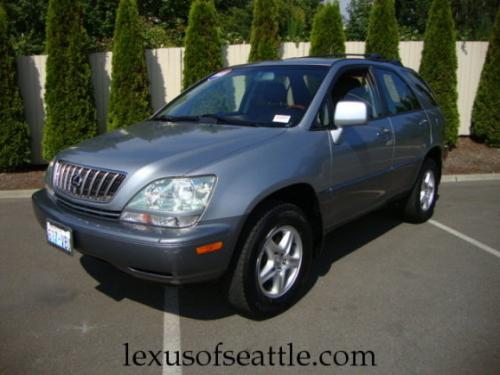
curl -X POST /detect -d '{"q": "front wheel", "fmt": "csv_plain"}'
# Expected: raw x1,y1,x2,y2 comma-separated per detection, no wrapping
402,158,440,223
227,202,313,318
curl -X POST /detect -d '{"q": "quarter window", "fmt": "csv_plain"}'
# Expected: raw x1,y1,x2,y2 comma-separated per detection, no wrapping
376,69,421,115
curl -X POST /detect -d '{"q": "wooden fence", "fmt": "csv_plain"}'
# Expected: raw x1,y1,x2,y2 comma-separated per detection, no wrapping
16,41,489,164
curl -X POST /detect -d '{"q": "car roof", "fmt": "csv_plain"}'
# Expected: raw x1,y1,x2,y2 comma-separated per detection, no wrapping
234,56,405,70
248,57,341,67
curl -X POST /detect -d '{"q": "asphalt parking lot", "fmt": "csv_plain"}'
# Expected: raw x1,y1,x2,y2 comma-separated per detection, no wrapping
1,180,499,374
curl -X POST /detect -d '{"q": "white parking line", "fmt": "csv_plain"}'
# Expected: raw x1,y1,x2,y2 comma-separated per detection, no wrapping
163,287,182,375
429,219,500,259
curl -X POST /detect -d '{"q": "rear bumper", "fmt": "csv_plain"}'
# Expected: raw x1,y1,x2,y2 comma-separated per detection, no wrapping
32,189,241,284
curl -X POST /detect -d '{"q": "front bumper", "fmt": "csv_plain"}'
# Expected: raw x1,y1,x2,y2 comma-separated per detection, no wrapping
32,189,240,284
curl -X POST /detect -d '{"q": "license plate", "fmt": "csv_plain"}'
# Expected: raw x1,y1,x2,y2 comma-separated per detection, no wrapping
46,220,73,254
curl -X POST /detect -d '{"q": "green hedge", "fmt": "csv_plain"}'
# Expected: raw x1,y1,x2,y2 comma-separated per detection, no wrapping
107,0,151,131
310,1,345,56
365,0,400,60
0,4,30,171
419,0,459,147
183,0,223,89
43,0,97,160
248,0,280,62
471,8,500,147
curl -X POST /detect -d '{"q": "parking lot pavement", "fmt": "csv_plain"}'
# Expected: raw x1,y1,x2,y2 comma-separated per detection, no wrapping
0,181,499,374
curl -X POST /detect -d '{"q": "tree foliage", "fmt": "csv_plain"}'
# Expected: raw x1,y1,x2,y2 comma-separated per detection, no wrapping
276,0,306,43
345,0,372,41
2,0,48,56
365,0,400,60
107,0,151,131
219,3,253,43
43,0,97,160
419,0,459,147
138,0,193,47
451,0,499,41
471,8,500,146
2,0,499,56
395,0,432,40
82,0,119,51
183,0,223,89
310,1,345,56
248,0,280,62
0,4,30,170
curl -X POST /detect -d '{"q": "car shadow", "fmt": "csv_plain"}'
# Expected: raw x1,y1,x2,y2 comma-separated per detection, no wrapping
80,207,403,320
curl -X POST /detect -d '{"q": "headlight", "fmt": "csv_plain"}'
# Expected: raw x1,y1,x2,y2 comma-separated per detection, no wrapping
120,176,216,228
45,159,55,196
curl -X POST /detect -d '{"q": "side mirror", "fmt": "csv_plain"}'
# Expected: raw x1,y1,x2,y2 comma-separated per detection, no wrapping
334,101,368,127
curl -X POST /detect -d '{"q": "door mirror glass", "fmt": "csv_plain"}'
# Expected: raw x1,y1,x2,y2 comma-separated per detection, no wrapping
334,101,368,127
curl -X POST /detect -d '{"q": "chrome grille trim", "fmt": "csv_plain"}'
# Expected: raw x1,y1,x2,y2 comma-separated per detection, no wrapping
53,160,126,202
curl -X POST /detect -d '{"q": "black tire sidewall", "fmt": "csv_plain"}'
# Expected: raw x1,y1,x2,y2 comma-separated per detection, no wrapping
405,159,439,222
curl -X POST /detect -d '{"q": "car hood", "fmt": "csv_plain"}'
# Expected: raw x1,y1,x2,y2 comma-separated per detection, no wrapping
57,121,286,177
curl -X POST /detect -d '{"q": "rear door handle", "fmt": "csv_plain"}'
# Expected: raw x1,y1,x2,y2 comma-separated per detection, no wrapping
419,119,429,126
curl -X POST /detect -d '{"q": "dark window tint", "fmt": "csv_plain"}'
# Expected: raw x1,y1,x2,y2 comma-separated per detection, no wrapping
314,97,334,129
404,70,437,108
376,69,421,115
331,68,383,119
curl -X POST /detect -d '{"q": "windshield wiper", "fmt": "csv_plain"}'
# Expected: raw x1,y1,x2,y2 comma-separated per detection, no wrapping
198,114,258,127
153,113,267,127
152,114,199,122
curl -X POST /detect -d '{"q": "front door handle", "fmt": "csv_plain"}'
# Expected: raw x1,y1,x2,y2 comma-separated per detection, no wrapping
377,127,392,139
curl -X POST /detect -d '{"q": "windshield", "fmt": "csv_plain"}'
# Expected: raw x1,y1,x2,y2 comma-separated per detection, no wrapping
154,66,328,127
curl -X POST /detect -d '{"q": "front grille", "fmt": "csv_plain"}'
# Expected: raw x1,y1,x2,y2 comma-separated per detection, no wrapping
53,160,126,202
55,195,121,219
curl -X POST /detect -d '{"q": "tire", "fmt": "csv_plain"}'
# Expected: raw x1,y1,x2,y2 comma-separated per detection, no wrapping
227,201,313,318
403,158,440,223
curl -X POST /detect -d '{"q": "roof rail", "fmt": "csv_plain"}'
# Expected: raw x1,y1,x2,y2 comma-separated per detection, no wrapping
303,53,403,66
335,53,383,59
335,53,403,66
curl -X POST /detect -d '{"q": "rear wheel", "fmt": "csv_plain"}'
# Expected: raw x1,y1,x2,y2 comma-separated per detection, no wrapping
227,202,313,317
402,158,440,223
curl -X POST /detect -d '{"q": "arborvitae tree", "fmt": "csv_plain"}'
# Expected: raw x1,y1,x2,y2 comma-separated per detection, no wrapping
310,1,345,56
183,0,223,89
365,0,400,60
471,8,500,147
419,0,459,147
43,0,97,160
107,0,151,131
248,0,280,62
0,4,30,170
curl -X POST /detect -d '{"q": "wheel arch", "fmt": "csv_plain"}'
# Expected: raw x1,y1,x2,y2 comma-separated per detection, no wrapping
424,146,443,182
231,183,324,269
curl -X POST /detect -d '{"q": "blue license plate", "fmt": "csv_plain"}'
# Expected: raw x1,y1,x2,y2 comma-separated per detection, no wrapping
46,220,73,254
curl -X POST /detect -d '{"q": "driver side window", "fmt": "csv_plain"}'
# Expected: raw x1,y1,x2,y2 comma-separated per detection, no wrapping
331,68,382,119
314,67,382,129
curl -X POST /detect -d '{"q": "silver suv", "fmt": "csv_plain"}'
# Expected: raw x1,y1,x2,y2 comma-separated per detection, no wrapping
33,56,444,317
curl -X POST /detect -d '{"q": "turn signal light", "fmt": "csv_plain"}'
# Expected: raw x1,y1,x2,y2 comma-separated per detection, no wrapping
196,241,223,255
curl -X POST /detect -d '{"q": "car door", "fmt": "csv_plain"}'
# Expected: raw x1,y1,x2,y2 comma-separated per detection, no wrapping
319,66,395,229
373,67,429,194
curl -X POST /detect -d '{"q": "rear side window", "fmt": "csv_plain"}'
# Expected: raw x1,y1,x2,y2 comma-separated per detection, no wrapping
404,70,438,108
375,69,421,115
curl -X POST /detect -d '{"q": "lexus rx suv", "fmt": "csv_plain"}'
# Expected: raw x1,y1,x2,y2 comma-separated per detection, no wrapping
33,56,444,317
